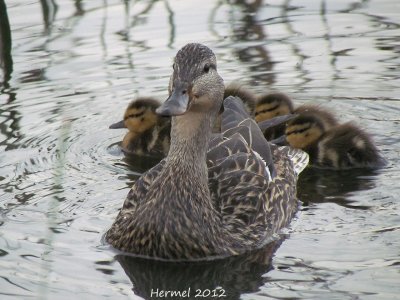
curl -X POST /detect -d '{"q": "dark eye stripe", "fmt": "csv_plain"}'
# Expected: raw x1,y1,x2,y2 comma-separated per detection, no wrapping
125,110,145,120
286,125,311,136
255,104,280,115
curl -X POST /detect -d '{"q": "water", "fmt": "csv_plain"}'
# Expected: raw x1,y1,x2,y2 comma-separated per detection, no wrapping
1,0,399,299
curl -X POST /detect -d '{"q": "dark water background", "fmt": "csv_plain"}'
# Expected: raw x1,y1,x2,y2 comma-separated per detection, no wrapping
1,0,399,299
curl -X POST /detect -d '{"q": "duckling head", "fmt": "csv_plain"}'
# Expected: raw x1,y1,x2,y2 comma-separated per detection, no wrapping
156,43,224,118
110,97,161,134
294,105,338,129
285,114,325,150
255,93,294,123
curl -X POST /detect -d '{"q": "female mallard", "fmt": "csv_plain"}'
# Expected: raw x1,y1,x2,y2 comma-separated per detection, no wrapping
285,114,386,169
109,97,171,157
106,43,309,260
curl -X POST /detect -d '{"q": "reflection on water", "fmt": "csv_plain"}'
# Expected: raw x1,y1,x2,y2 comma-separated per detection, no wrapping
0,0,13,85
297,167,379,209
1,0,400,299
116,241,280,300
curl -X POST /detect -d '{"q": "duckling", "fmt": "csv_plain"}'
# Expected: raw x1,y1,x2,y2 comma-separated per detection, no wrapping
255,93,294,140
285,115,385,169
106,43,309,260
109,97,170,157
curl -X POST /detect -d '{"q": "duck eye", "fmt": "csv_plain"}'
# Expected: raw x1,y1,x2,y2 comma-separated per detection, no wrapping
203,64,210,73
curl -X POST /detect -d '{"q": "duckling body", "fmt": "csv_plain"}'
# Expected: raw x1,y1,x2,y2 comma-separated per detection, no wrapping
106,43,308,260
110,97,171,157
286,115,385,169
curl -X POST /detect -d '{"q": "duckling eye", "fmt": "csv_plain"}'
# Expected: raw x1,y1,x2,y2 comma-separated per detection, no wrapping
203,64,210,73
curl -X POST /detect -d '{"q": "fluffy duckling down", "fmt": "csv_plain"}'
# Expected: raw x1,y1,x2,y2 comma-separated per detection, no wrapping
255,93,295,140
285,115,386,169
110,97,171,157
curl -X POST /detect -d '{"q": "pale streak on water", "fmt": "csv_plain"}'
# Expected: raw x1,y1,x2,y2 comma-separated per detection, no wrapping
0,0,399,299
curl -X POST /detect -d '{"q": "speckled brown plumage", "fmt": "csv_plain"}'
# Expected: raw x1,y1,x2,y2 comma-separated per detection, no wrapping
106,43,309,260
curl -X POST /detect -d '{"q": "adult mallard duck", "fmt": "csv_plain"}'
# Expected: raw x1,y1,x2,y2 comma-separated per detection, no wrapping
109,97,171,157
106,43,309,260
285,114,386,169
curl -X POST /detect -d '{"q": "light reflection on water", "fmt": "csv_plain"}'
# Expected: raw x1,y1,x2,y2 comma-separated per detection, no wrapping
1,0,400,299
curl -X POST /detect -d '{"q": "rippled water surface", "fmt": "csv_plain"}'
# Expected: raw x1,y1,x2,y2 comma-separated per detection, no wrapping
1,0,399,299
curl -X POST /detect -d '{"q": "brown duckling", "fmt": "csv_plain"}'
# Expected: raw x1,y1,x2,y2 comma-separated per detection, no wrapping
285,115,386,169
255,93,294,140
110,97,171,157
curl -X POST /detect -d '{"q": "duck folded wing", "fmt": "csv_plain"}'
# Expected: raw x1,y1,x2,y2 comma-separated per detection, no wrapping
220,96,276,177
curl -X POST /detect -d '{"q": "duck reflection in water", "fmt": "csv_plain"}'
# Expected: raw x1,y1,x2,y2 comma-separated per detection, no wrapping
297,167,380,209
114,240,281,300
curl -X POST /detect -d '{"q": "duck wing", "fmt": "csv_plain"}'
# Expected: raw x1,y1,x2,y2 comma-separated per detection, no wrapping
207,97,277,245
219,96,276,177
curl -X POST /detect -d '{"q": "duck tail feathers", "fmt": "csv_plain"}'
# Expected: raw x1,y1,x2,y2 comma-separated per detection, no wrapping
284,147,309,176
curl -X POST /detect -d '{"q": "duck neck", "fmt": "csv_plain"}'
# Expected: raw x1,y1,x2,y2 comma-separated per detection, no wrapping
166,111,213,179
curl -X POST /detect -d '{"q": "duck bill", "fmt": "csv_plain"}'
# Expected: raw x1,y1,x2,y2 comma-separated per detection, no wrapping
156,86,190,116
109,120,126,129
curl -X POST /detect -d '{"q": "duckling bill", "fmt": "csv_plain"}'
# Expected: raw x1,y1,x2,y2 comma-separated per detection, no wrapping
106,43,308,260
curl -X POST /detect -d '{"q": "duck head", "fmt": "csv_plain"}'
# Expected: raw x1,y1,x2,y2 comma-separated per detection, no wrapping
255,93,294,123
110,97,161,134
156,43,224,118
285,114,325,150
